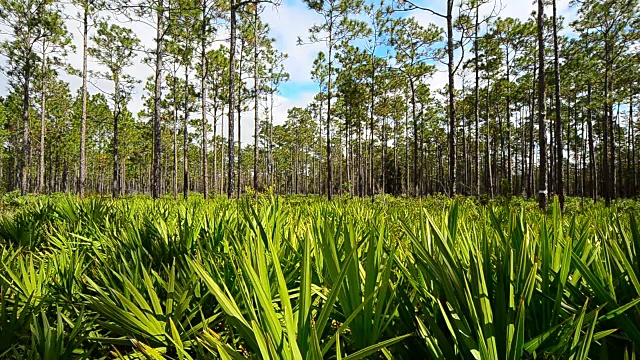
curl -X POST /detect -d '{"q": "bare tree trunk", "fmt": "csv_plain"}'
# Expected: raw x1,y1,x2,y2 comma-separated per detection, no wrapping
213,96,218,195
152,0,164,199
173,75,179,200
326,29,333,200
587,82,597,202
485,81,493,197
552,0,564,209
537,0,548,210
446,0,456,196
631,95,636,196
474,4,480,196
527,64,536,198
227,4,237,198
603,52,611,205
39,48,47,194
184,69,189,200
79,4,89,197
236,40,244,198
201,0,209,199
410,78,418,197
20,56,31,196
112,75,120,198
253,4,259,195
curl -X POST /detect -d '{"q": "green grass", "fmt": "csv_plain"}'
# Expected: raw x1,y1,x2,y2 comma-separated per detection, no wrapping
0,194,639,358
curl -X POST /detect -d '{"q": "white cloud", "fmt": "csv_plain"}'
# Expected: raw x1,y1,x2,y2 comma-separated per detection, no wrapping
262,0,325,86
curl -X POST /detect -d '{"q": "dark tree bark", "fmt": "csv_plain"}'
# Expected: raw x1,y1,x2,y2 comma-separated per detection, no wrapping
537,0,548,210
183,68,190,200
152,0,164,199
552,0,564,209
446,0,456,196
326,27,333,200
474,4,480,196
253,3,259,196
587,82,597,202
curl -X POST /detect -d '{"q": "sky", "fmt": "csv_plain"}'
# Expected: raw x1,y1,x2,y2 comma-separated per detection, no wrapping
0,0,578,144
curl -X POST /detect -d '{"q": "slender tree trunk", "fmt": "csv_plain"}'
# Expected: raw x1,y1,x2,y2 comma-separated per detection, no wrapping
253,4,259,195
405,107,409,195
183,68,190,199
221,108,225,194
486,81,493,197
39,49,47,194
394,113,398,195
603,51,611,205
631,95,636,196
552,0,563,209
236,40,244,198
173,76,179,199
587,83,596,202
20,55,32,196
112,75,120,198
152,0,164,199
213,95,218,195
474,4,480,196
269,79,275,187
79,4,89,197
537,0,548,209
201,0,209,199
446,0,456,196
528,64,536,198
462,82,468,194
410,78,418,197
505,50,512,191
227,4,236,198
326,30,333,200
581,108,586,198
382,115,387,195
369,48,375,199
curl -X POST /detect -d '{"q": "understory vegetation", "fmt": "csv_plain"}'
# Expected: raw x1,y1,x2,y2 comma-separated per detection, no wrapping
0,195,639,358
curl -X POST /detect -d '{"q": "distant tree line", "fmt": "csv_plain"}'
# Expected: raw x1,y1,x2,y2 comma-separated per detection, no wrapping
0,0,639,208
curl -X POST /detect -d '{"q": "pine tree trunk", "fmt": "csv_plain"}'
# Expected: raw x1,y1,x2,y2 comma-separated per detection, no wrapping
474,4,480,196
183,68,190,199
213,94,218,195
201,0,209,199
446,0,456,196
587,83,596,202
537,0,548,209
326,27,333,200
410,78,418,197
112,75,120,198
173,75,179,200
79,4,89,197
552,0,564,209
39,49,46,194
227,4,236,198
20,54,31,196
253,4,259,195
152,0,164,199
